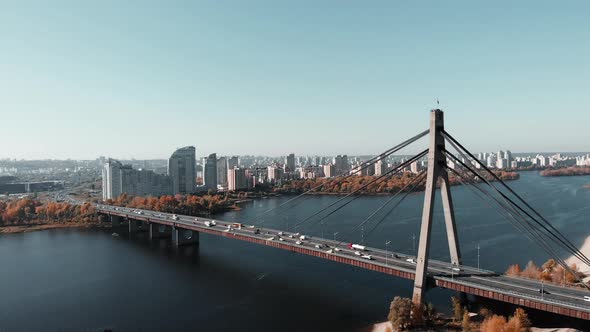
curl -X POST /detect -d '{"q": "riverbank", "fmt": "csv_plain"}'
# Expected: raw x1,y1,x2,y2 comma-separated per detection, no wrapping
566,235,590,277
0,222,110,235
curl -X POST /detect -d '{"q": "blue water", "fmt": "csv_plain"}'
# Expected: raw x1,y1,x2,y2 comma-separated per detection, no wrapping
0,172,588,331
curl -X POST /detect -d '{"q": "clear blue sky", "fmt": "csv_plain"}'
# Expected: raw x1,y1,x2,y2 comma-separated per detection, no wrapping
2,1,589,160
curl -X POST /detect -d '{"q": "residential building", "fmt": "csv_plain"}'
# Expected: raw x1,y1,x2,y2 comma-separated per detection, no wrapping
168,146,196,194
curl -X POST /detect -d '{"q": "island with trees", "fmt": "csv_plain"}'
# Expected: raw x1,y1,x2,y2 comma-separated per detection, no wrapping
540,166,590,177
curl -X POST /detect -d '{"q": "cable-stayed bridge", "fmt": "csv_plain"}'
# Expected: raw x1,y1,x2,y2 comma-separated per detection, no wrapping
96,109,590,320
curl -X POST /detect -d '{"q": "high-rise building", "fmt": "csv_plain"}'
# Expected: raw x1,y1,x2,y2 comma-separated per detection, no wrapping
168,146,196,194
375,157,387,176
216,156,228,187
203,153,218,191
228,156,239,170
102,159,123,200
228,167,247,191
334,155,349,175
267,165,283,182
285,153,295,172
323,164,336,178
410,161,422,174
102,159,172,200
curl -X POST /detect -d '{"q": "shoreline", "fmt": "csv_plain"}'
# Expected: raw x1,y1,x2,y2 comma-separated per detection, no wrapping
566,235,590,275
0,222,110,235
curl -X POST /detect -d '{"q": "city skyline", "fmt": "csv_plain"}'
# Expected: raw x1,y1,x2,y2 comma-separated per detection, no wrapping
3,1,590,159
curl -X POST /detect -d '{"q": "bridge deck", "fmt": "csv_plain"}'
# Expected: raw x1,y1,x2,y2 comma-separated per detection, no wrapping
97,205,590,320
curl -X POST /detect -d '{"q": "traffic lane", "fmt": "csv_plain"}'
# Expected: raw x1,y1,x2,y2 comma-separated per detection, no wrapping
461,275,590,308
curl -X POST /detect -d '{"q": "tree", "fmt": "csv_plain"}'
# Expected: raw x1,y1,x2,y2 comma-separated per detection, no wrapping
521,261,541,279
480,315,507,332
461,309,470,331
451,296,463,322
388,296,413,331
506,264,521,276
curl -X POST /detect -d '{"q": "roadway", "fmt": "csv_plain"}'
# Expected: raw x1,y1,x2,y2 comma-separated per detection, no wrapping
96,204,590,315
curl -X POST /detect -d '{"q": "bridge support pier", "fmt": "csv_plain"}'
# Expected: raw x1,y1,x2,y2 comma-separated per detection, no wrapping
412,109,462,308
149,223,172,239
172,227,199,246
128,219,141,233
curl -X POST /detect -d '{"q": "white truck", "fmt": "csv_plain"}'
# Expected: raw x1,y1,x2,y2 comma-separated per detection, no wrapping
349,243,366,251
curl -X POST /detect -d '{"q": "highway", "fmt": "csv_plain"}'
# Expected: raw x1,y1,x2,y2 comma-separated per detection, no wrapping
96,204,590,316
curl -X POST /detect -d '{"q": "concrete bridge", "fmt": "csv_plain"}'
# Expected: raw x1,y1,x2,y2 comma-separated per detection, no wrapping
97,204,590,320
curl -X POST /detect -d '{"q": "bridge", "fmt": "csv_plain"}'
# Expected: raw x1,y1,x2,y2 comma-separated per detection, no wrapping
97,109,590,321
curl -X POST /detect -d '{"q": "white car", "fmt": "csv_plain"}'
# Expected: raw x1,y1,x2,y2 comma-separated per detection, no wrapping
315,244,323,249
584,296,590,302
334,248,341,252
211,220,217,226
278,237,284,241
354,251,361,256
278,232,283,236
295,241,303,245
361,254,373,260
267,237,275,241
406,258,416,264
326,249,334,254
451,267,462,272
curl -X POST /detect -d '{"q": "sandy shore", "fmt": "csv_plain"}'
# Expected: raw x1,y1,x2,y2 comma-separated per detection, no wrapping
0,222,110,235
566,235,590,275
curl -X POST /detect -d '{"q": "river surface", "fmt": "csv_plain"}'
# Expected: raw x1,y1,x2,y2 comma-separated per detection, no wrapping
1,172,589,331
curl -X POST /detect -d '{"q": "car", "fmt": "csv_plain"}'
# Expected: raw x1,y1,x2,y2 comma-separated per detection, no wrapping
267,237,275,241
354,251,361,256
295,241,303,245
254,229,260,235
326,249,334,254
451,267,462,272
278,237,284,241
278,232,283,236
406,258,416,264
361,254,373,260
315,244,323,249
539,288,550,294
583,296,590,302
211,220,217,226
194,218,199,221
288,235,294,238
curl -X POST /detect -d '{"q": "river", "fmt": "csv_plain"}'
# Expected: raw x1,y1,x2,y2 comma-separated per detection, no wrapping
0,172,589,331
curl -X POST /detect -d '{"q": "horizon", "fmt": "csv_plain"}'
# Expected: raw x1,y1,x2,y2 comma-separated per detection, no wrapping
3,1,589,159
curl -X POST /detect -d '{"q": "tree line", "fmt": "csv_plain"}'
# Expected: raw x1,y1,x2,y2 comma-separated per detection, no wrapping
104,193,232,216
0,199,97,225
275,171,519,195
506,259,587,287
387,295,532,331
540,166,590,177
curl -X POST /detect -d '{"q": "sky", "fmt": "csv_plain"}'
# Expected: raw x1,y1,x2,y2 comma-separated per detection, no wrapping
1,1,589,160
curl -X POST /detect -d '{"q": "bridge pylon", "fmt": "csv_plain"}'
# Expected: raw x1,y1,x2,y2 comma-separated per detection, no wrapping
412,109,461,307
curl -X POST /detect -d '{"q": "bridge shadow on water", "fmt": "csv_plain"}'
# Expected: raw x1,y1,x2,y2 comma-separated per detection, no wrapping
109,227,589,331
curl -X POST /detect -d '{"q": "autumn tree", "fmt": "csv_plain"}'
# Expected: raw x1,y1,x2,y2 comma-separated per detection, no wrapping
451,296,463,322
506,264,521,277
461,309,470,331
388,296,413,331
480,315,508,332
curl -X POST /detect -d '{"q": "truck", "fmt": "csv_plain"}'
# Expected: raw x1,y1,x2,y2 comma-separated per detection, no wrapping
349,243,366,251
171,214,179,221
